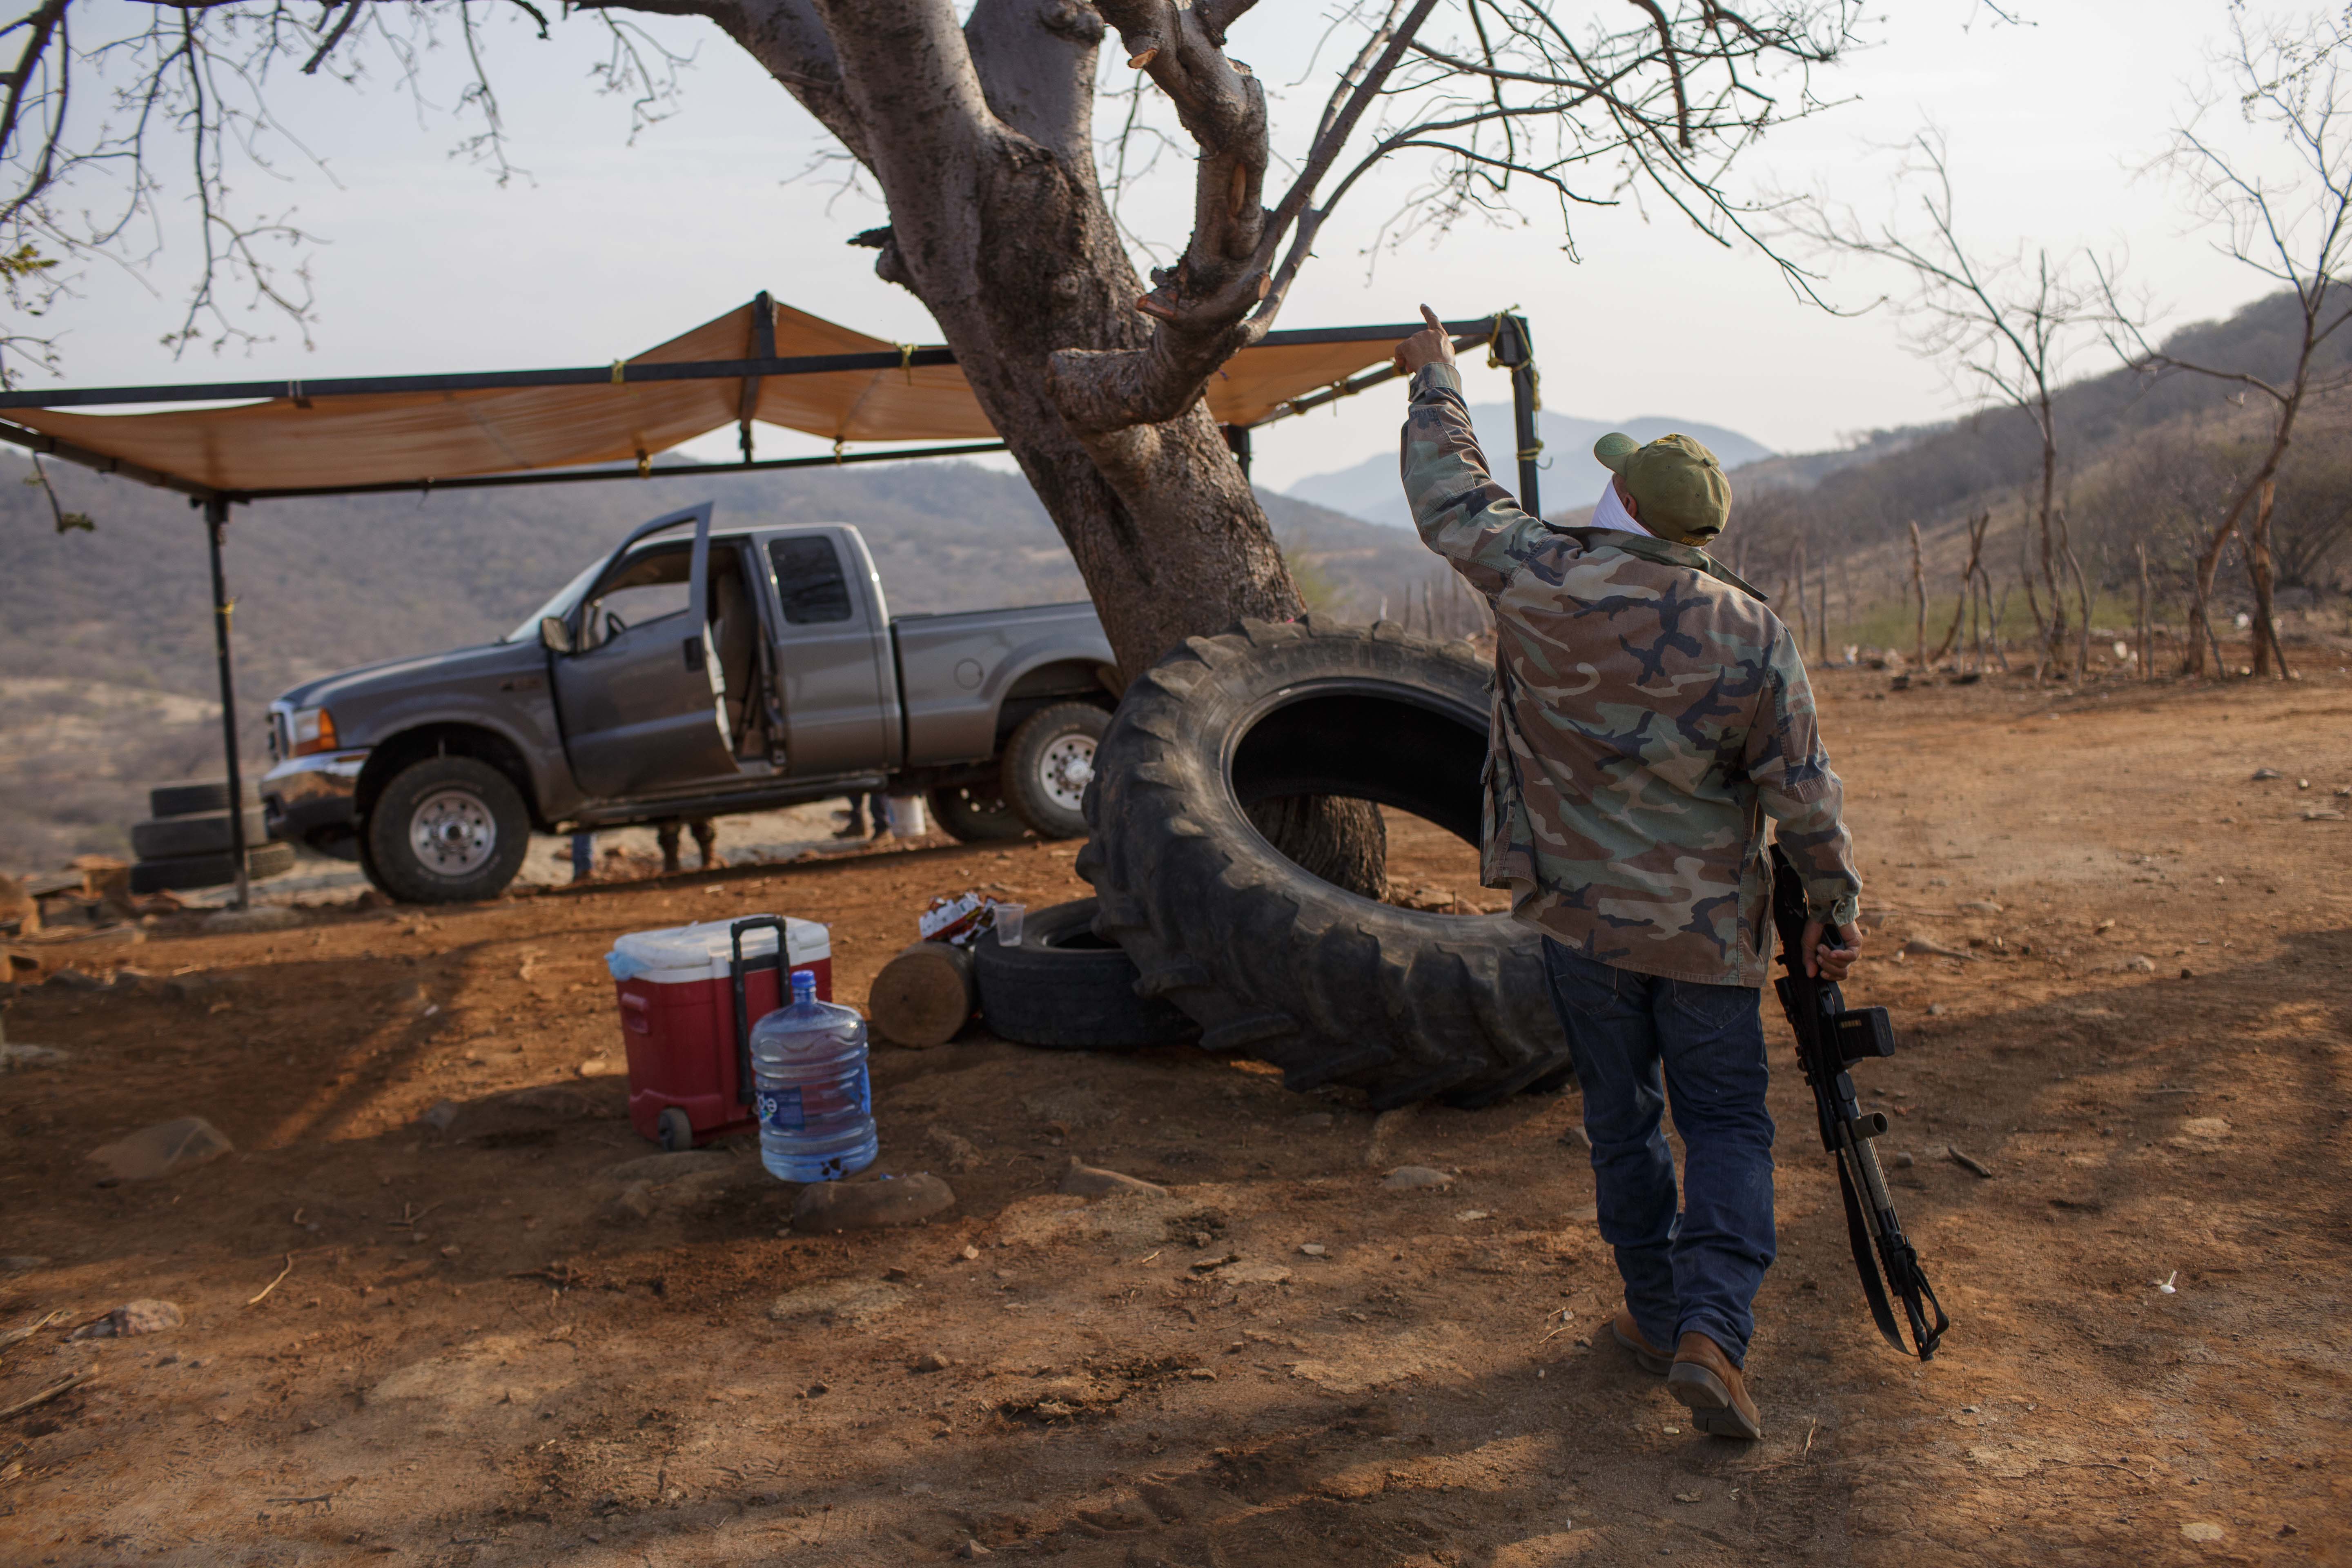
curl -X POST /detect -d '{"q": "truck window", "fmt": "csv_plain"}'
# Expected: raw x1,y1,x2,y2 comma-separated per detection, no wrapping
768,535,855,625
581,541,692,647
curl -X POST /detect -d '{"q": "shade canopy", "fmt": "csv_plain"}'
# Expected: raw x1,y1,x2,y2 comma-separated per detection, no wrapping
0,296,1450,499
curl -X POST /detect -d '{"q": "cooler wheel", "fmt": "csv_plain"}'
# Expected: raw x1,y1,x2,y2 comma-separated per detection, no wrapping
657,1107,693,1152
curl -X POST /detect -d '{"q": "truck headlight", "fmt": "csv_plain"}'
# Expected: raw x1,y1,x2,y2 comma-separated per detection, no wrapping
289,706,340,757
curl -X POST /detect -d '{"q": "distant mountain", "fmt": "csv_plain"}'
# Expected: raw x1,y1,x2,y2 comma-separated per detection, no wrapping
1284,403,1773,527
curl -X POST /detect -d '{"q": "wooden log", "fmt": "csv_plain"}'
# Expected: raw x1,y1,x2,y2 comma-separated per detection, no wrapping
868,941,976,1048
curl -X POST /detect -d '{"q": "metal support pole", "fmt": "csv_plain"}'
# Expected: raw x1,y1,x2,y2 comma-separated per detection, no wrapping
202,495,250,911
1222,423,1252,481
1493,313,1542,518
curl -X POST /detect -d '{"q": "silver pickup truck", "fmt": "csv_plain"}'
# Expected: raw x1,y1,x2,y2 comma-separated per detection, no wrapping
259,504,1117,903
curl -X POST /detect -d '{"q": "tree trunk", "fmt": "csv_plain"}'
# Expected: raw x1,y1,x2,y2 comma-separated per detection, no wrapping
2247,478,2289,679
739,2,1385,893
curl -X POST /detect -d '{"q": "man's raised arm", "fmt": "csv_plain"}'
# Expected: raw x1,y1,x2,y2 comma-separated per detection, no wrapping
1394,305,1545,599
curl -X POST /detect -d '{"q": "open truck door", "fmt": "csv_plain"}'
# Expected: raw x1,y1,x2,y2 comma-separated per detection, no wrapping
546,503,744,799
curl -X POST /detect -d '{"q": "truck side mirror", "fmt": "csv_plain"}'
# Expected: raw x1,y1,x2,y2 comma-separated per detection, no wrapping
539,616,574,654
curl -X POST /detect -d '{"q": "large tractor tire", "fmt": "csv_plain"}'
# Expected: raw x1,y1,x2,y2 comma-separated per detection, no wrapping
1079,618,1569,1111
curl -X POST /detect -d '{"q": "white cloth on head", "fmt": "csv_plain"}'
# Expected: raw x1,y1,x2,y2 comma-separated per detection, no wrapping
1591,475,1655,538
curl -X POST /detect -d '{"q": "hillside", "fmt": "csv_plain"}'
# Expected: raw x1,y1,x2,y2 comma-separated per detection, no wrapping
0,456,1465,866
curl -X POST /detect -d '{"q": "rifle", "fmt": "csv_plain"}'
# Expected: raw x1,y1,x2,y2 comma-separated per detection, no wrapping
1768,841,1949,1360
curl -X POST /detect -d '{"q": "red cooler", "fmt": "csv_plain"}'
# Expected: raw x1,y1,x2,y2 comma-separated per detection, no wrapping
606,915,833,1149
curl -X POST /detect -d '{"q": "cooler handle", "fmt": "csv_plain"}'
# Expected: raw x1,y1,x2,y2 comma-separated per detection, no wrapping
729,916,786,1109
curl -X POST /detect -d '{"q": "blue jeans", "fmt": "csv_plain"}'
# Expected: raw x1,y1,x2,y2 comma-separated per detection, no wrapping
1542,939,1776,1366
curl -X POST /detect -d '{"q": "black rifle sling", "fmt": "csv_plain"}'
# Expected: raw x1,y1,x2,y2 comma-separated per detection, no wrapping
1835,1150,1911,1357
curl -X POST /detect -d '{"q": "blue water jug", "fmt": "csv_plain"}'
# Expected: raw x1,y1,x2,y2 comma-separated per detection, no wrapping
750,969,877,1182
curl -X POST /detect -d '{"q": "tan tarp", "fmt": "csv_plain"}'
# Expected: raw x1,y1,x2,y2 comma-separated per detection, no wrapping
2,299,1403,494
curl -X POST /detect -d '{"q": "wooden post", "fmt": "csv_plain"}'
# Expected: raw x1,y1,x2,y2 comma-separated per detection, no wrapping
1909,521,1926,670
1815,551,1830,665
2136,542,2152,682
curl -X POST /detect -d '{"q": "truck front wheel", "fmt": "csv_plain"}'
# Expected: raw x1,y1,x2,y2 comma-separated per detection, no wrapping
363,755,531,904
1000,702,1107,840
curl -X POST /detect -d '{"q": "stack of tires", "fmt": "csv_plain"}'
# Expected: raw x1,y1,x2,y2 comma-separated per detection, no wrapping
957,619,1566,1111
129,781,296,895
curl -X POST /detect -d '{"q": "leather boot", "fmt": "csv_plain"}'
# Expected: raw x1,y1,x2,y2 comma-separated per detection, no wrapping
1666,1332,1762,1441
1610,1310,1672,1376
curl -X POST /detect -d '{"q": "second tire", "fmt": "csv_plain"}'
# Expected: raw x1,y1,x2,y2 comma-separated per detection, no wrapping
973,898,1199,1050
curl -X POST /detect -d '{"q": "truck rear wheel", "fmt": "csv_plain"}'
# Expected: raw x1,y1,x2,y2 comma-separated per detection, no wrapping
1000,702,1106,840
928,785,1029,843
363,756,530,904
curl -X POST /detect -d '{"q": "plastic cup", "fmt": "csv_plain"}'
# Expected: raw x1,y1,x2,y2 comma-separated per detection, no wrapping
994,903,1027,946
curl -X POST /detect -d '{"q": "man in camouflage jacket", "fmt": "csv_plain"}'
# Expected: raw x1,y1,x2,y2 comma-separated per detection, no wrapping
1393,308,1863,1441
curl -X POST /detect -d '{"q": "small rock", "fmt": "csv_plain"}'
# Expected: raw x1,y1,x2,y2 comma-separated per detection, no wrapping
2180,1116,2232,1140
2094,918,2115,933
2251,767,2281,781
807,1381,831,1397
0,1042,68,1072
1674,1490,1702,1503
791,1173,956,1233
72,1298,184,1339
1926,1002,1947,1016
87,1116,233,1182
575,1057,619,1079
2126,956,2156,973
1058,1159,1167,1198
2180,1521,2224,1543
1222,1261,1293,1285
959,1244,981,1261
1382,1165,1454,1191
1297,1243,1328,1257
42,968,104,992
202,905,303,933
910,1352,953,1373
958,1539,993,1559
925,1126,981,1171
1455,1209,1491,1222
1893,1152,1916,1169
1957,900,2002,915
418,1100,460,1133
111,967,159,992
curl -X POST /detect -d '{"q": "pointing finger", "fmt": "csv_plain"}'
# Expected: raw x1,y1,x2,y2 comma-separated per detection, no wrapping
1420,303,1444,333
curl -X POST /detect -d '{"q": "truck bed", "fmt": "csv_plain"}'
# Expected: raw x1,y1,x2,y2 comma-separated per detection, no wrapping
890,601,1110,768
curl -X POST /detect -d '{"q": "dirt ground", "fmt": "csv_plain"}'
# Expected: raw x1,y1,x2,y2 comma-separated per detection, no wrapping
3,665,2349,1567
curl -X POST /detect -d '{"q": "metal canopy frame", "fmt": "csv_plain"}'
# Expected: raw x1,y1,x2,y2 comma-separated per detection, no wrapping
2,303,1538,906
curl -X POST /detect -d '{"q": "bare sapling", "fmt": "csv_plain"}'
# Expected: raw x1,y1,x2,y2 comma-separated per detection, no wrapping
1787,129,2131,679
1929,511,1992,664
2101,11,2352,680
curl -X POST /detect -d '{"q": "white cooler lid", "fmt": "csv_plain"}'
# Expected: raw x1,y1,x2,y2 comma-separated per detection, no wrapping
606,916,829,984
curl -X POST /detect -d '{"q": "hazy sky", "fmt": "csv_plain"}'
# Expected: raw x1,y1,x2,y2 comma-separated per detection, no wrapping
16,2,2308,494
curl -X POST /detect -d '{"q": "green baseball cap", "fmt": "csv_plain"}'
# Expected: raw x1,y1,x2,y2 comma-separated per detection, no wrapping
1594,431,1732,547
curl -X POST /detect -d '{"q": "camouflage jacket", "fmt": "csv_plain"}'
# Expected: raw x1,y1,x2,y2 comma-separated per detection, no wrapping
1400,363,1861,987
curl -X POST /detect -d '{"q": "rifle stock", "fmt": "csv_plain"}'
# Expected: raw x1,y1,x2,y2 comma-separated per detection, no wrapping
1768,842,1949,1360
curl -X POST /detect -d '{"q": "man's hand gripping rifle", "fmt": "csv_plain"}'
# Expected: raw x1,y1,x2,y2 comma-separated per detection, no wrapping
1769,842,1949,1360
